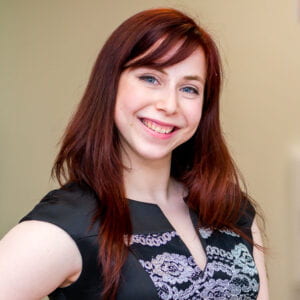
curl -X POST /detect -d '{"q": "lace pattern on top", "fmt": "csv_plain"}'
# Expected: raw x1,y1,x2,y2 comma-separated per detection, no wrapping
130,230,259,300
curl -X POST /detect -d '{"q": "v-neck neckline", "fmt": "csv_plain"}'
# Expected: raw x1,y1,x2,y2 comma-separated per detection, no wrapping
128,198,208,272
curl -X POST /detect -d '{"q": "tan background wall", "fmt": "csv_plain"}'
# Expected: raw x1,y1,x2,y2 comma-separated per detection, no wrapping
1,1,300,299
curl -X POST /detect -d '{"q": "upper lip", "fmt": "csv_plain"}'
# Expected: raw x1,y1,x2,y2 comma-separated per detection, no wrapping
139,117,179,129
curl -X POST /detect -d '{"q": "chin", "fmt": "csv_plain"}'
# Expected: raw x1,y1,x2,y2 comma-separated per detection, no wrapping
134,148,172,162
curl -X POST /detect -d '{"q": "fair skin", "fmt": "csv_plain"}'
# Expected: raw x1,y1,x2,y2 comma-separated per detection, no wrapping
115,47,208,270
0,47,269,299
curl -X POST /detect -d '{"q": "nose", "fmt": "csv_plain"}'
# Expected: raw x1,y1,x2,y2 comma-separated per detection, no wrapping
155,90,179,115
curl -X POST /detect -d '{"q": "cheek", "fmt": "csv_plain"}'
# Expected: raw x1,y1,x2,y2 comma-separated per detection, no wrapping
116,81,146,115
115,88,137,116
185,103,203,128
116,101,141,124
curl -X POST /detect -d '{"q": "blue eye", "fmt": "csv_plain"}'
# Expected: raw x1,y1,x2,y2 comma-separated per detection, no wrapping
139,75,158,85
181,86,199,95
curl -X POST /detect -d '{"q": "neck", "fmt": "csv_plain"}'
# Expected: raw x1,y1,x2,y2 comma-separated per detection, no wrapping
122,152,181,205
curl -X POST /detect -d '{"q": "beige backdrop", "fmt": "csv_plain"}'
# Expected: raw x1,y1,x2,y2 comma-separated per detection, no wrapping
1,1,300,299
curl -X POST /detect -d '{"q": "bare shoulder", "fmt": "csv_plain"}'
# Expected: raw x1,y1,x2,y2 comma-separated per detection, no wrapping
0,220,82,300
251,218,269,300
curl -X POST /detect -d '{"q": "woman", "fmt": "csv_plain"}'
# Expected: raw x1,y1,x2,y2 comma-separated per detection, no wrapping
0,8,268,299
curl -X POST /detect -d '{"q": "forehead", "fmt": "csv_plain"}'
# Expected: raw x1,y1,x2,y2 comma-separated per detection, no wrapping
125,36,204,70
156,40,185,63
121,47,206,86
162,47,207,80
129,39,183,65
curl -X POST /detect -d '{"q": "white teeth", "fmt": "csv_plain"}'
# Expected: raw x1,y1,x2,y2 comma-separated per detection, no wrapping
142,119,174,134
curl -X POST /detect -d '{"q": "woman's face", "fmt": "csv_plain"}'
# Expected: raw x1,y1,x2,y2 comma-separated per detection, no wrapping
114,46,206,163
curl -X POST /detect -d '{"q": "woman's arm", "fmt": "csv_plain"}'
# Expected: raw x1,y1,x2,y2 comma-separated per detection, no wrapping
252,218,269,300
0,220,82,300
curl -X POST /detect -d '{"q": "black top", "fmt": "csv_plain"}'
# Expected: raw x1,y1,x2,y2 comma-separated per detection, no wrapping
20,183,259,299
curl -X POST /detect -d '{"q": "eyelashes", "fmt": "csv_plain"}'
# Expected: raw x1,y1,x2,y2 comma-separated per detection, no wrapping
138,75,200,96
139,75,159,85
180,86,199,95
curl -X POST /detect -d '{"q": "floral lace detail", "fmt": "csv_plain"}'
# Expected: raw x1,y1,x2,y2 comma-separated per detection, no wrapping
130,231,177,246
199,227,213,239
138,243,259,300
232,244,258,277
139,253,204,300
200,227,241,239
140,253,199,285
219,229,240,237
198,276,259,300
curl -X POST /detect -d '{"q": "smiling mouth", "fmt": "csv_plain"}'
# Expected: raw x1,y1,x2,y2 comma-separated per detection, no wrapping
141,118,176,134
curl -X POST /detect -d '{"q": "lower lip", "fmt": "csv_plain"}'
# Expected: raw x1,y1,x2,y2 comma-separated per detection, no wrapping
140,119,176,140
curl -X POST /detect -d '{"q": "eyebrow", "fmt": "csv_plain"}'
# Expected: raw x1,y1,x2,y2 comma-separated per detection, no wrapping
183,75,205,85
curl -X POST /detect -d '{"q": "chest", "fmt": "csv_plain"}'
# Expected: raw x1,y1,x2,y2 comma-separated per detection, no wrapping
125,202,259,300
53,201,259,300
158,204,207,270
127,228,259,300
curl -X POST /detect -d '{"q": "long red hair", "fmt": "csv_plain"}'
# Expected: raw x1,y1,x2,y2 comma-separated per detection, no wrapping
53,8,253,299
